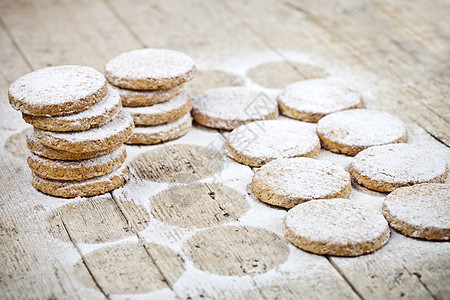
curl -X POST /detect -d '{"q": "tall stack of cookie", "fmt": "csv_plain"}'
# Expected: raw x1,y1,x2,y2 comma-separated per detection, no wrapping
105,49,196,144
8,65,134,198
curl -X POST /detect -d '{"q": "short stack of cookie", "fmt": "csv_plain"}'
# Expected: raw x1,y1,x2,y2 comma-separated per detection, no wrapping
8,65,134,198
105,48,196,144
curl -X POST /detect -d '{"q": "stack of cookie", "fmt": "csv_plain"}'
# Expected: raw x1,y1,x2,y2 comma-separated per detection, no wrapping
8,65,134,198
105,49,196,144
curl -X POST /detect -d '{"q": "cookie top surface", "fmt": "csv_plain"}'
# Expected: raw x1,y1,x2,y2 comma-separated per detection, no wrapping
9,65,107,116
227,120,319,162
123,92,190,116
192,87,277,121
253,157,350,200
105,49,196,89
132,113,192,134
383,183,450,230
277,79,363,115
285,198,389,244
317,109,407,147
351,144,448,185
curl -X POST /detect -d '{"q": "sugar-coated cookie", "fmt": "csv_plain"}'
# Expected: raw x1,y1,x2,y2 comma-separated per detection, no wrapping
123,92,192,125
9,65,107,116
27,146,126,181
105,49,196,90
34,111,134,153
192,87,278,130
317,109,407,156
284,198,390,256
226,120,320,167
251,157,351,208
126,113,192,145
110,84,183,107
32,163,128,198
350,144,448,192
278,79,364,122
22,88,121,132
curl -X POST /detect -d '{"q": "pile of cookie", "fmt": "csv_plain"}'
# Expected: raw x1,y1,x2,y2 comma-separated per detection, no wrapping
105,49,196,144
8,65,133,198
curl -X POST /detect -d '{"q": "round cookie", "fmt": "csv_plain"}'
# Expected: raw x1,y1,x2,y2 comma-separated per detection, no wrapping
277,79,364,122
126,113,192,145
317,109,408,156
350,144,448,192
105,48,196,90
192,87,278,130
110,84,183,107
382,183,450,240
123,92,192,125
26,129,119,160
32,163,128,198
251,157,351,208
34,111,134,153
9,65,108,116
284,198,390,256
226,120,320,167
22,88,121,132
27,146,126,181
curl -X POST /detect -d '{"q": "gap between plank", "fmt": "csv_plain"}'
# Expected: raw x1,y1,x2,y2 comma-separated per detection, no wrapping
326,257,365,300
403,266,438,300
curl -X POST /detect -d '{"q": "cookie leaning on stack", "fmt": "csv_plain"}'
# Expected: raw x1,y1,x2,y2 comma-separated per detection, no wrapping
105,49,196,144
8,65,133,198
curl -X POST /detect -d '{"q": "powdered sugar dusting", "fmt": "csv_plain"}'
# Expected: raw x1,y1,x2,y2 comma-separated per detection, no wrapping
278,79,363,114
123,92,190,116
285,198,389,244
317,109,407,146
132,113,192,134
351,144,448,184
227,120,319,160
254,157,350,199
383,183,450,229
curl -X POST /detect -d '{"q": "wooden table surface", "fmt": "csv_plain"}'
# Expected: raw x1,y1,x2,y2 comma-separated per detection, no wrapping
0,0,449,299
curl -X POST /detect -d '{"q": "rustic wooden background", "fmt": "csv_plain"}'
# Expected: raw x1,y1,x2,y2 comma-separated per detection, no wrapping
0,0,449,299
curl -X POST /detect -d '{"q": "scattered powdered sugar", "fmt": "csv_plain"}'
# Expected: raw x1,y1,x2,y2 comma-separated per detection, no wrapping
132,113,192,134
277,78,363,114
254,157,350,199
227,120,319,159
192,87,277,121
35,111,133,143
383,183,450,228
317,109,407,146
123,92,189,115
285,198,389,244
9,65,106,105
351,144,448,183
105,49,195,80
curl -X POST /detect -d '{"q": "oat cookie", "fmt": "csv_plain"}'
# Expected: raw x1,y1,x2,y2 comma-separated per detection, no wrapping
192,87,278,130
34,112,134,153
350,144,448,192
32,164,128,198
22,88,121,132
382,183,449,240
123,92,192,125
226,120,320,167
317,109,407,156
251,157,351,208
110,84,183,107
284,198,390,256
126,113,192,145
105,49,196,90
277,79,364,122
28,146,126,181
9,65,107,116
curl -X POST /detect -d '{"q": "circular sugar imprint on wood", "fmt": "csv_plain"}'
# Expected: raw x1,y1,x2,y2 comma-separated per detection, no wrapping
130,144,225,184
246,61,329,89
4,128,29,159
47,195,149,244
150,183,249,228
184,225,289,276
185,69,245,96
73,242,184,294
